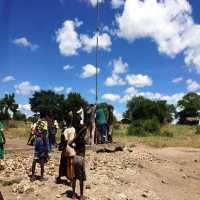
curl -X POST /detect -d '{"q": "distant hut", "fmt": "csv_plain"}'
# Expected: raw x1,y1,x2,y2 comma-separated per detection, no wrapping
185,117,199,125
121,118,131,124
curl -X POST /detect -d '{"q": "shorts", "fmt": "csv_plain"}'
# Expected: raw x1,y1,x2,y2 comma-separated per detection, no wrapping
73,155,86,181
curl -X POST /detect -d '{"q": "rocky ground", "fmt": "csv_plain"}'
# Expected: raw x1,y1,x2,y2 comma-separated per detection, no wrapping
0,140,200,200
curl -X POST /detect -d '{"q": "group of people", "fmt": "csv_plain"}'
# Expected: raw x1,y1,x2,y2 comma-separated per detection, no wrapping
29,110,87,200
0,104,114,200
86,104,114,145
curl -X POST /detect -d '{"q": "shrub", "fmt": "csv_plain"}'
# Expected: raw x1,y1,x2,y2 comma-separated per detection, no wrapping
161,130,174,137
128,123,146,136
143,118,160,134
128,118,160,136
113,122,120,130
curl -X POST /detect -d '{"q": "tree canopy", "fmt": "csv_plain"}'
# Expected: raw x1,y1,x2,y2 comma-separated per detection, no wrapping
177,92,200,124
29,90,65,120
0,93,18,120
124,96,175,124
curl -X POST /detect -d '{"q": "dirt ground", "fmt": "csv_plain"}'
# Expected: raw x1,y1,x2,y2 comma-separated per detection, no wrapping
0,139,200,200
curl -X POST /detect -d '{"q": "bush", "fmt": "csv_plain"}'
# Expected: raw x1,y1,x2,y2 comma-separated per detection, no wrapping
161,130,174,137
195,126,200,135
128,118,160,136
113,122,120,130
143,118,160,134
128,123,146,136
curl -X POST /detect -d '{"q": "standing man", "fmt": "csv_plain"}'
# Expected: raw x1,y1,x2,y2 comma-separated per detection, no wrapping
96,105,107,144
107,106,114,143
87,104,96,145
0,121,6,169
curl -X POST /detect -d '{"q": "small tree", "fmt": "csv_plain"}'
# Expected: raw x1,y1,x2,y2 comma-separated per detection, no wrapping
177,92,200,125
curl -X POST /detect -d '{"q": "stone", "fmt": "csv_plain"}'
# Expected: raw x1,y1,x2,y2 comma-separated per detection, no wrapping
56,194,61,198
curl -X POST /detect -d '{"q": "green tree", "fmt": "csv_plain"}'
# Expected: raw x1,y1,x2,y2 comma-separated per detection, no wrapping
13,111,26,121
177,92,200,124
29,90,65,120
125,96,174,124
64,92,89,115
0,93,18,120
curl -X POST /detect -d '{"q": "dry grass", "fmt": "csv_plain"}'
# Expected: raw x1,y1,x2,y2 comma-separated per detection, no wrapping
4,121,200,148
113,124,200,148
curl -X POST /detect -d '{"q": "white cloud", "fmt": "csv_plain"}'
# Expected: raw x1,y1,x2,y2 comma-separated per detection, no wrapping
54,86,65,93
18,104,31,111
111,57,128,74
2,75,15,83
102,93,121,102
186,79,200,91
111,0,124,9
104,74,125,86
172,77,183,83
88,0,104,7
56,19,82,56
81,64,100,78
116,0,200,73
114,110,122,121
15,81,40,95
125,87,138,95
66,87,73,94
105,57,128,87
88,89,96,95
80,33,112,53
63,64,74,71
120,89,184,106
13,37,39,51
126,74,152,88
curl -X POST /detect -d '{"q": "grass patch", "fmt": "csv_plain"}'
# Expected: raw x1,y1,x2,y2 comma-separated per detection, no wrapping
113,124,200,148
0,177,22,186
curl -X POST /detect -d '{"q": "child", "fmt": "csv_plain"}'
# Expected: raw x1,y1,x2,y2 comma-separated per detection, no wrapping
72,114,87,200
0,121,6,169
31,117,48,181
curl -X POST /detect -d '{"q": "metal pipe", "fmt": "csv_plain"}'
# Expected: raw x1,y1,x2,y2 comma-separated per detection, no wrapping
95,0,100,104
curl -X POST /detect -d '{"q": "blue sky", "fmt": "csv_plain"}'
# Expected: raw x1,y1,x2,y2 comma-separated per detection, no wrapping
1,0,200,118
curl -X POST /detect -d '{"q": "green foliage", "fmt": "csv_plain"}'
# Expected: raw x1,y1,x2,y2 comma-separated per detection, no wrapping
128,123,146,136
13,111,26,121
128,118,160,136
64,92,89,115
177,92,200,125
143,118,160,134
29,90,65,120
0,93,18,120
30,91,89,122
161,130,174,137
125,96,175,124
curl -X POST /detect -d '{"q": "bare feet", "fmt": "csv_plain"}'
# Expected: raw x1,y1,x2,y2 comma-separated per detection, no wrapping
72,194,78,200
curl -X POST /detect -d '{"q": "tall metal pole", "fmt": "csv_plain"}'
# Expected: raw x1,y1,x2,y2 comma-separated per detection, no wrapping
95,0,100,104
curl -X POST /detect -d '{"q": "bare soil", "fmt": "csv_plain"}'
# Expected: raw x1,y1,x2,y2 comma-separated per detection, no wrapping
0,139,200,200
